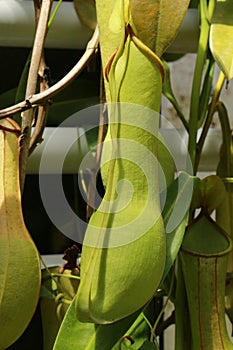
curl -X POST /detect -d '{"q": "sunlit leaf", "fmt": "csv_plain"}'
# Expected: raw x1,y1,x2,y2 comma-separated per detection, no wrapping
76,0,167,323
210,0,233,80
158,133,176,188
130,0,190,56
53,296,141,350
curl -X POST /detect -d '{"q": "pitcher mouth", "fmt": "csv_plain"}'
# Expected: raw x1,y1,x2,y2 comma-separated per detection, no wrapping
180,212,233,258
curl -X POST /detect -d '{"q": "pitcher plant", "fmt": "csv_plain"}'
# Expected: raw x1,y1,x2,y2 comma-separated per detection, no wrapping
0,0,232,349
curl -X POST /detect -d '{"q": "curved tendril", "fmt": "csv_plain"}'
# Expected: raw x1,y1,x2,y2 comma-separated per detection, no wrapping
127,23,165,82
105,23,165,83
104,47,119,82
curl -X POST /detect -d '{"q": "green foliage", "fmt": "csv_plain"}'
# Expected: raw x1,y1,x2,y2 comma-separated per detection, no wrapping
53,296,142,350
210,0,233,80
113,313,151,350
130,0,190,56
14,54,31,125
76,0,167,324
162,60,188,130
161,172,199,280
74,0,97,29
180,213,233,349
138,341,157,349
191,175,227,214
0,119,41,349
1,0,233,349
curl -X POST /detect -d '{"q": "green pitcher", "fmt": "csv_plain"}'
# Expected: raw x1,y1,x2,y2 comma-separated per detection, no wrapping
180,213,233,350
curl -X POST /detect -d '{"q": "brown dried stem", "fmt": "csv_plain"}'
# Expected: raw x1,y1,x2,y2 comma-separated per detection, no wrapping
29,0,51,155
19,0,53,191
29,55,51,156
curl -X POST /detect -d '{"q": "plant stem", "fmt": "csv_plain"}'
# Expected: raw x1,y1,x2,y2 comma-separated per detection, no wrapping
150,268,175,343
29,54,50,155
29,0,65,155
188,0,215,170
197,54,215,128
19,0,53,191
48,0,63,28
0,27,99,120
162,59,189,131
194,71,225,173
51,273,80,280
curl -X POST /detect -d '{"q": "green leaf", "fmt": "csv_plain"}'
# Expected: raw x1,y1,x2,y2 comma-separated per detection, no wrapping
47,97,99,126
161,172,198,280
74,0,97,29
41,297,61,350
158,133,176,189
40,285,56,300
225,279,233,325
182,213,230,254
41,268,59,300
113,310,151,350
46,78,99,126
138,340,157,349
210,0,233,80
191,175,227,214
162,60,188,130
53,79,99,102
53,296,141,350
130,0,190,56
41,267,80,350
0,88,17,108
14,54,31,125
